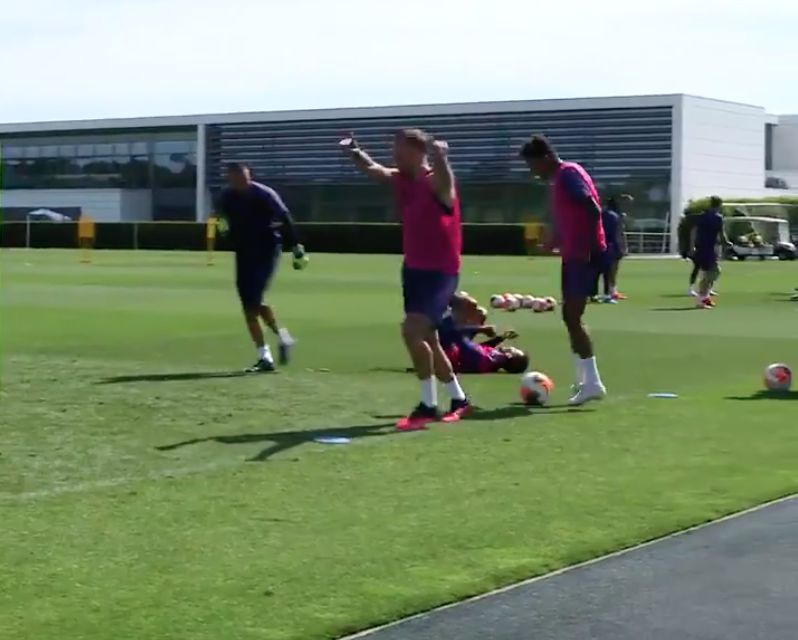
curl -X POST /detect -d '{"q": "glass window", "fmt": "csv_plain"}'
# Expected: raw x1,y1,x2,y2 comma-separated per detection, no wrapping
130,141,148,155
24,146,40,158
95,143,113,155
113,142,130,156
2,146,23,159
77,144,94,157
59,145,76,157
154,140,192,153
41,145,58,157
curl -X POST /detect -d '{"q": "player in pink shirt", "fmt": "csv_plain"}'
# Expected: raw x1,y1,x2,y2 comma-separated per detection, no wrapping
340,129,472,429
520,135,607,405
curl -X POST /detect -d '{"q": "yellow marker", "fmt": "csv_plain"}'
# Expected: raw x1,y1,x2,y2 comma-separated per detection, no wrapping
206,216,217,265
523,222,544,254
77,216,96,263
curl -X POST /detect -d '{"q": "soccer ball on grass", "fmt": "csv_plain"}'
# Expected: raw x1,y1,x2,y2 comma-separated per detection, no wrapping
520,371,554,406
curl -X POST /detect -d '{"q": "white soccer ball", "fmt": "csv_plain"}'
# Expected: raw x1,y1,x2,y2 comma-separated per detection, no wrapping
521,295,536,309
764,363,792,391
544,296,557,311
505,295,521,312
531,298,547,313
489,294,507,310
520,371,554,406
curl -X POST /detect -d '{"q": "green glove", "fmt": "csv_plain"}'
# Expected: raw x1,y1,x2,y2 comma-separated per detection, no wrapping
216,217,229,235
292,244,309,270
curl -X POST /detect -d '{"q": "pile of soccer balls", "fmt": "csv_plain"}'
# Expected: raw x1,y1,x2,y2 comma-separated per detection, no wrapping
490,293,558,313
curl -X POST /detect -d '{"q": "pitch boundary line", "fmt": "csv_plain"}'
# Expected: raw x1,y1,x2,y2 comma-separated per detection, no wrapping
343,491,798,639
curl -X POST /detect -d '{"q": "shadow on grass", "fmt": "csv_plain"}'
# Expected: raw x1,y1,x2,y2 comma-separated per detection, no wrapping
726,390,798,401
469,403,595,421
650,306,700,312
98,371,251,384
157,422,398,462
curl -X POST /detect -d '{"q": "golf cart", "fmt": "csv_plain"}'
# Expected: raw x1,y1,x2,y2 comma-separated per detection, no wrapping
723,215,797,261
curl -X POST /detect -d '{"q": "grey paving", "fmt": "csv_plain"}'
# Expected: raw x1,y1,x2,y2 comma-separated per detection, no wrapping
360,497,798,640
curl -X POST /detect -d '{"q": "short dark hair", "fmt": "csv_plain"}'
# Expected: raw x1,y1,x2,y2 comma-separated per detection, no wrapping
520,135,556,160
709,195,723,208
504,351,530,374
226,162,250,174
396,128,430,152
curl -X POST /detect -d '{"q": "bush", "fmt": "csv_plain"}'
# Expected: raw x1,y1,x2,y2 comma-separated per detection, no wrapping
0,221,532,256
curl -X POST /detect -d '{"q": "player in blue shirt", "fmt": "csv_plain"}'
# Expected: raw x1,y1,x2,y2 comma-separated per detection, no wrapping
691,196,731,309
596,197,629,302
216,163,308,372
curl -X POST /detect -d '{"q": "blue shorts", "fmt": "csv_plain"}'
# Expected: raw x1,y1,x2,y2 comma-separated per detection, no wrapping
693,251,718,272
402,266,459,326
562,260,600,299
235,247,280,309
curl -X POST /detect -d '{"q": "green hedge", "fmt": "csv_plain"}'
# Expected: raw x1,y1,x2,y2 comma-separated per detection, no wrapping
685,196,798,217
0,221,533,255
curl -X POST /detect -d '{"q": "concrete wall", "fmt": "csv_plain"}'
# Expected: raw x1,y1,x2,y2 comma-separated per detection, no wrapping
677,96,768,203
0,189,152,221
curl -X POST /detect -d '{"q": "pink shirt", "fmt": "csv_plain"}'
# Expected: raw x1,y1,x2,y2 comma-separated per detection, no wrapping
551,161,606,261
393,171,462,274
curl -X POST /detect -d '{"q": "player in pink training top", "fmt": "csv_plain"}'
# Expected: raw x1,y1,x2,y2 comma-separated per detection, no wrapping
520,135,608,405
340,128,472,430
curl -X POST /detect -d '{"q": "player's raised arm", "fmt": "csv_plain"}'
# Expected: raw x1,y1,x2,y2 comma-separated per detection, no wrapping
339,134,396,182
427,138,456,207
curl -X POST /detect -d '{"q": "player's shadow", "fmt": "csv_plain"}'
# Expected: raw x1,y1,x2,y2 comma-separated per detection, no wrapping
156,422,397,462
726,390,798,401
470,403,594,420
98,371,250,384
650,306,700,312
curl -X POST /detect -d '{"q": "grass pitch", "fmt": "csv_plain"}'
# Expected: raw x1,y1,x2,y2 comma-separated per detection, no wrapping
1,250,797,640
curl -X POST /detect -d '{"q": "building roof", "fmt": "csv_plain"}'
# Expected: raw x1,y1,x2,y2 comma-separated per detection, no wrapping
0,94,692,135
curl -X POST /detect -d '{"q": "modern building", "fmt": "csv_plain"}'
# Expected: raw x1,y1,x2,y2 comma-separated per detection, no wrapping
1,93,796,251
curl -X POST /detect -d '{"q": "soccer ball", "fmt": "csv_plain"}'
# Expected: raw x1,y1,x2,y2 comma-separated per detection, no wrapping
531,298,547,313
520,371,554,406
544,296,557,311
521,295,536,309
764,363,792,391
489,294,506,309
505,295,521,312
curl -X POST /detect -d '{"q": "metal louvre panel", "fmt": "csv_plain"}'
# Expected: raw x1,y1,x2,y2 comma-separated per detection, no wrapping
207,106,672,187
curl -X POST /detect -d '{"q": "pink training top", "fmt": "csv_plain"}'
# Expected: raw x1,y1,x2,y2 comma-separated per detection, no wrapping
551,161,606,261
445,343,506,374
393,171,462,274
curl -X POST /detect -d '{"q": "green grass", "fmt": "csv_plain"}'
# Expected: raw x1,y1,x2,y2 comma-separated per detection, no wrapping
1,249,797,640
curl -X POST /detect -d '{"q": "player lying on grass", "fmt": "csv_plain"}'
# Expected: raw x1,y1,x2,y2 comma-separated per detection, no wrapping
216,163,308,372
443,328,529,374
341,129,471,430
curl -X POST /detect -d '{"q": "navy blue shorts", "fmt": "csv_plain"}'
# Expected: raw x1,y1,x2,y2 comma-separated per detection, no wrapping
693,251,718,272
562,260,600,299
402,266,459,326
236,248,280,309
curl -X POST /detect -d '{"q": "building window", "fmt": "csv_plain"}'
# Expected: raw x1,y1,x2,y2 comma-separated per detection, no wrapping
765,124,774,171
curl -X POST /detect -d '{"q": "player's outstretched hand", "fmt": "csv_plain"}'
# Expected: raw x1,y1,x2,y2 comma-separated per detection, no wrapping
292,244,309,270
429,139,449,155
339,133,359,154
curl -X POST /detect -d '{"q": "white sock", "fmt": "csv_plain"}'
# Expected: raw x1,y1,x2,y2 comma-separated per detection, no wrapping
581,356,603,387
278,328,294,346
443,377,467,402
420,377,437,408
573,354,585,385
258,345,273,363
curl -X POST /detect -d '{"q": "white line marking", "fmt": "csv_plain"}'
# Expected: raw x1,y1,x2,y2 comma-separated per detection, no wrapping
343,492,798,639
0,460,239,502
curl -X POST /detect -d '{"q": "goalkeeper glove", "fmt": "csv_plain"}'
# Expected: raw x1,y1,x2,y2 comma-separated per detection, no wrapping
292,244,309,270
216,217,229,235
